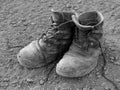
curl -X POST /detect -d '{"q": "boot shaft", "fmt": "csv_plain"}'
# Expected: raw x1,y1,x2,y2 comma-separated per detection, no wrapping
72,11,104,51
72,11,104,31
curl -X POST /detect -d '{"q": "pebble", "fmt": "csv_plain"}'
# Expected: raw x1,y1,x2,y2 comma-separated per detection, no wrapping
21,18,26,22
52,81,57,85
110,56,115,59
78,0,82,3
73,6,79,10
82,87,88,90
104,70,109,75
96,72,102,78
82,86,89,90
115,78,120,83
102,82,111,90
109,56,115,62
55,87,61,90
66,4,72,8
11,82,18,87
3,78,9,82
31,22,36,25
114,61,120,65
26,78,34,83
39,79,45,85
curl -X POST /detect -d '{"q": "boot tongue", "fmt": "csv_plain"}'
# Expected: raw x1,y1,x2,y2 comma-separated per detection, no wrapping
51,10,75,26
51,10,64,26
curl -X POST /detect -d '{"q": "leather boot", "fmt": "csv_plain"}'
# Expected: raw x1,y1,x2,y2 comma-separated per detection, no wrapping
17,10,75,68
56,11,104,77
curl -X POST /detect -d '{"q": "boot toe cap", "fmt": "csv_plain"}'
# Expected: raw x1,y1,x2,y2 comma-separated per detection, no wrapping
56,61,96,78
17,52,40,69
17,41,44,68
56,55,98,78
56,63,76,77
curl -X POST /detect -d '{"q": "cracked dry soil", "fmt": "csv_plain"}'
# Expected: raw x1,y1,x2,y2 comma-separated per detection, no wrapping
0,0,120,90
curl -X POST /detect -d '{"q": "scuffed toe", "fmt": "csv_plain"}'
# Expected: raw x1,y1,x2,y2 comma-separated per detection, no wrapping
56,53,98,77
17,41,44,68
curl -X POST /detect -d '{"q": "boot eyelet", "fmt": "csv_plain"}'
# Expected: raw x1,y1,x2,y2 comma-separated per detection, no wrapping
90,42,94,46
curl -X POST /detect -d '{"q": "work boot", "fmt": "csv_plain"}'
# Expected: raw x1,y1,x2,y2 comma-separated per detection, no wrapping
17,10,75,68
56,11,104,77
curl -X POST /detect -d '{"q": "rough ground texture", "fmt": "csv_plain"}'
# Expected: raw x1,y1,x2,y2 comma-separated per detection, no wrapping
0,0,120,90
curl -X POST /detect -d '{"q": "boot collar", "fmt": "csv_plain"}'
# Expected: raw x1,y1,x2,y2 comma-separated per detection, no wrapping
72,11,104,30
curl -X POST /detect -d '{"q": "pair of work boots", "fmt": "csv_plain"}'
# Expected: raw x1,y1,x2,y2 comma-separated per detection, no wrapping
17,10,104,78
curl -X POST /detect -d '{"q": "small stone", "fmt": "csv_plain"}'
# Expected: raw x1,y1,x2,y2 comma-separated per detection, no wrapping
26,78,34,83
74,6,79,10
104,69,109,75
102,82,111,90
21,18,26,22
115,78,120,83
55,87,61,90
66,4,72,8
52,82,57,85
31,22,36,25
104,87,111,90
39,79,45,85
11,83,17,87
96,72,102,78
114,61,120,65
78,0,82,3
110,56,115,59
82,87,88,90
101,82,106,86
3,78,9,82
109,56,115,62
82,86,89,90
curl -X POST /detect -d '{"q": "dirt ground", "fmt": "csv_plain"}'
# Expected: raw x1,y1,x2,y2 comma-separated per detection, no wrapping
1,0,120,90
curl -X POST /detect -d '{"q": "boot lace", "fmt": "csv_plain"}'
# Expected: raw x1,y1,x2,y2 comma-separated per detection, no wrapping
36,19,73,63
41,12,74,46
38,20,73,45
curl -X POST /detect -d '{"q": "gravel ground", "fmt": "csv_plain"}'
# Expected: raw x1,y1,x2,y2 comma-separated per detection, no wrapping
0,0,120,90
